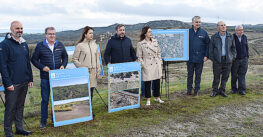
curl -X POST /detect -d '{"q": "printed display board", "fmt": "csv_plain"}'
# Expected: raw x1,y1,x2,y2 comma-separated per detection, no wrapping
0,37,4,91
65,45,104,75
49,68,92,127
65,46,76,69
0,74,4,91
108,62,141,113
152,29,189,61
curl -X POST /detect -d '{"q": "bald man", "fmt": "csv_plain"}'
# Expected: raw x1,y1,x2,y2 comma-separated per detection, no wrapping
0,21,33,137
209,21,236,97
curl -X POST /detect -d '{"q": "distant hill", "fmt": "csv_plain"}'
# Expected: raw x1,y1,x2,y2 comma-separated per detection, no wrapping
1,20,262,45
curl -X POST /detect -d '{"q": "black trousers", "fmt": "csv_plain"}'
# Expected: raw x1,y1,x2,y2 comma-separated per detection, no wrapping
231,57,248,92
4,83,28,136
187,62,204,93
90,87,94,101
212,58,232,93
144,79,160,98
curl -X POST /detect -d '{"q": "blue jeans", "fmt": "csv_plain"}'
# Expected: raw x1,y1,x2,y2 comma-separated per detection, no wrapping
41,79,50,123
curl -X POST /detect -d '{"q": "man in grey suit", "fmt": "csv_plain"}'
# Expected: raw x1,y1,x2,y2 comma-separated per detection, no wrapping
209,21,236,97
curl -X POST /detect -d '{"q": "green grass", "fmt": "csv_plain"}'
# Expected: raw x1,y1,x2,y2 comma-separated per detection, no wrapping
0,64,263,136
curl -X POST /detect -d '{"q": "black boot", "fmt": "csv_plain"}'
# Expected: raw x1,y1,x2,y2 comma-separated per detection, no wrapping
210,92,217,97
15,129,32,136
219,92,228,97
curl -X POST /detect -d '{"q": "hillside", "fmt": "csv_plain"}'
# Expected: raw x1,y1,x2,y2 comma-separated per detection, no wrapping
1,20,262,45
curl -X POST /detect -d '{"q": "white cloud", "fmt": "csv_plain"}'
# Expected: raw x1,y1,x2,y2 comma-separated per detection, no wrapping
0,0,262,33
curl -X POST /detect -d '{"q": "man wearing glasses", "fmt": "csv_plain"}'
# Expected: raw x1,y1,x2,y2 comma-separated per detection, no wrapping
31,27,68,128
187,16,210,96
209,21,236,97
231,25,249,95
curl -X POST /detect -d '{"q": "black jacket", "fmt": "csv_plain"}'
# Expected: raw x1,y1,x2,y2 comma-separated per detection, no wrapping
209,32,236,63
104,34,137,65
0,33,33,88
233,34,249,59
31,39,68,79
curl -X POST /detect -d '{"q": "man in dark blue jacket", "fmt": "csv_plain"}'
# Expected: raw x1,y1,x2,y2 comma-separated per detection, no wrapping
231,25,249,95
0,21,33,137
31,27,68,128
187,16,210,96
104,24,137,65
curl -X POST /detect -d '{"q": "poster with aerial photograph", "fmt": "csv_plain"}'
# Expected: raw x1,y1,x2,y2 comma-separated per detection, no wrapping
108,62,141,113
152,29,189,61
49,67,92,127
65,45,104,75
65,46,75,69
0,74,4,91
0,37,4,91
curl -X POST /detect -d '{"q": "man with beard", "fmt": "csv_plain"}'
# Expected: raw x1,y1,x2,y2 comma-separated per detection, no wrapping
104,24,137,65
0,21,33,137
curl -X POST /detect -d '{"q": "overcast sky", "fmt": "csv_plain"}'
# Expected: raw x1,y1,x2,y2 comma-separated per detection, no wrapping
0,0,262,33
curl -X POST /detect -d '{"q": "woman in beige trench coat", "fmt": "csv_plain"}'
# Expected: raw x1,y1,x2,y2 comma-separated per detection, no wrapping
72,26,101,101
137,26,164,106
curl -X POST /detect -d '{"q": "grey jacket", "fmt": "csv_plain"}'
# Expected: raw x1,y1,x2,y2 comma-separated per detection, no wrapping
209,32,236,63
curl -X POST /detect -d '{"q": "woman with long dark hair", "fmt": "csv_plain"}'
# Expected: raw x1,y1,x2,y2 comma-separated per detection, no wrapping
73,26,101,101
137,26,164,106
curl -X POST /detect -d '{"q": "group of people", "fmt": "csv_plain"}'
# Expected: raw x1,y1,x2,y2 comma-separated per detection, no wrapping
0,15,249,137
188,16,248,98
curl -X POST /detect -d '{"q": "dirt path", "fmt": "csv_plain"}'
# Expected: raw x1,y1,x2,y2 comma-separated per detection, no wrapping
123,98,263,137
248,37,263,44
55,103,91,122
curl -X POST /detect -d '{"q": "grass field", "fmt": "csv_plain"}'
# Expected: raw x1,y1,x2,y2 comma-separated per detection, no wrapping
0,59,262,136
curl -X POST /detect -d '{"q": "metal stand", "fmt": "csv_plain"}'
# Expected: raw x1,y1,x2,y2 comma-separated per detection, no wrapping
160,61,186,99
94,88,108,109
0,93,30,129
161,61,170,99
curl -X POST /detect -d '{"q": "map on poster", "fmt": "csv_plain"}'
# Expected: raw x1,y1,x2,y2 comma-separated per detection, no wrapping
152,29,189,61
65,45,104,75
65,46,75,69
108,62,141,113
0,37,4,91
49,68,92,127
0,74,4,91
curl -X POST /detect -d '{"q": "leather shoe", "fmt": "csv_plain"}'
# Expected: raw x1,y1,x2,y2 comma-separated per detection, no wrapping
239,90,246,95
186,92,192,96
210,92,217,97
220,92,228,97
15,129,32,136
5,133,13,137
40,122,46,129
232,90,237,94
